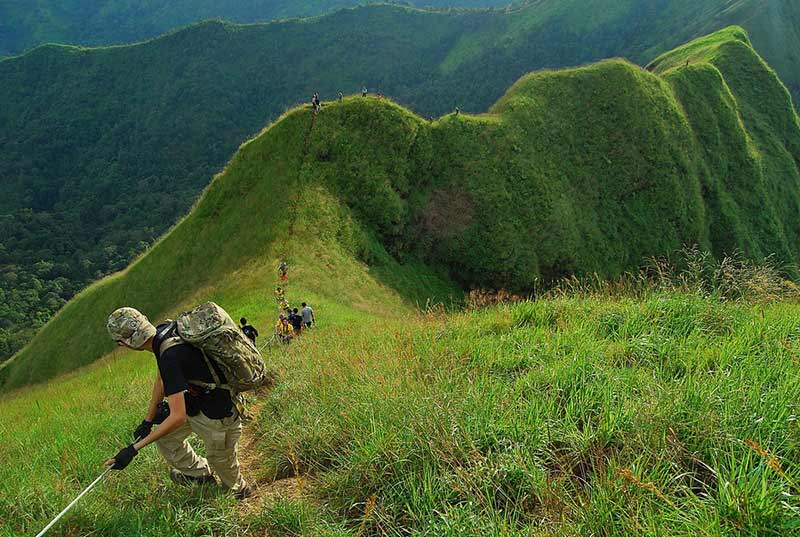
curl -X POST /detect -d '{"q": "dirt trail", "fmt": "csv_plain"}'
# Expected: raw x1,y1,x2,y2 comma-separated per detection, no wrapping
236,388,308,514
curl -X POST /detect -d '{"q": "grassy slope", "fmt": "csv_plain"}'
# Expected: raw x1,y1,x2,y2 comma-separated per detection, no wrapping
3,26,800,391
0,235,436,536
3,2,800,366
2,29,800,536
3,285,800,534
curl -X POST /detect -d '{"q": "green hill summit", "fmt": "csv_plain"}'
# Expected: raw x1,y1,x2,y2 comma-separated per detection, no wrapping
2,26,799,391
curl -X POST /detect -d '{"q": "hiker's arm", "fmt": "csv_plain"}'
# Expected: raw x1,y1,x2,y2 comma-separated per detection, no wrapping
144,373,165,421
132,391,187,451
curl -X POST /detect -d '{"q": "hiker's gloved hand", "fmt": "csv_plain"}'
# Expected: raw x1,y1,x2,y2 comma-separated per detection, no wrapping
108,444,138,470
153,401,171,425
133,420,153,441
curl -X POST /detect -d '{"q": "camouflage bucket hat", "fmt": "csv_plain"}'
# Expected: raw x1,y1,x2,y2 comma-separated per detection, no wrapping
107,307,156,348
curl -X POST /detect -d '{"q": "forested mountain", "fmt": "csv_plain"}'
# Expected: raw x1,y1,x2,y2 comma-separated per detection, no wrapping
1,1,799,363
0,0,515,57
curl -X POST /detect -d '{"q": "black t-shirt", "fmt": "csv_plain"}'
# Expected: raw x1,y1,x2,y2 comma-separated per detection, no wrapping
241,324,258,343
154,324,233,419
289,314,303,331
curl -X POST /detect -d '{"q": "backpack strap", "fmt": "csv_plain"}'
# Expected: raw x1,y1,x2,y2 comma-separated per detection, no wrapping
155,321,232,393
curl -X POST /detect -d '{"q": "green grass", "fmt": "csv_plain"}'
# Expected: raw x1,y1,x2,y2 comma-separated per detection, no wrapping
4,280,800,535
4,1,800,364
2,27,800,535
4,27,800,392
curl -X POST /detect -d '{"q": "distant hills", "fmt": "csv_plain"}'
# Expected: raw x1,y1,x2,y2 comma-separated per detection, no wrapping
0,0,516,57
3,26,799,390
1,1,799,363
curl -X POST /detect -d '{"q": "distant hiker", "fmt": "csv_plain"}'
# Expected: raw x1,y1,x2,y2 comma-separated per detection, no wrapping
278,260,289,281
240,317,258,344
105,307,252,500
301,302,315,328
274,286,285,305
275,314,294,343
455,107,460,116
289,308,304,333
338,92,344,102
312,93,321,112
362,86,368,97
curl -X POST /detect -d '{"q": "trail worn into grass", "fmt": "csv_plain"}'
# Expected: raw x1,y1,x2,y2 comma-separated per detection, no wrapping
237,372,308,516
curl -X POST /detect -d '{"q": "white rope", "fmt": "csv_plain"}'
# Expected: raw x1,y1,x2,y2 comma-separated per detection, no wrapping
35,466,113,537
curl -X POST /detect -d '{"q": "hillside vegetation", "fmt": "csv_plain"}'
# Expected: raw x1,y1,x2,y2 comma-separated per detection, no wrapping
3,26,799,389
0,0,515,57
3,243,800,535
2,28,800,536
3,2,800,363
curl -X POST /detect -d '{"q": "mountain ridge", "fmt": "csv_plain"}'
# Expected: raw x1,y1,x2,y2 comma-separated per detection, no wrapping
3,26,799,391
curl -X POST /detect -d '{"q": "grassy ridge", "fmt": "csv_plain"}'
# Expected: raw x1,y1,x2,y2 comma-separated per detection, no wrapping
4,1,800,363
255,293,800,534
3,27,800,391
3,278,800,534
2,29,800,535
0,232,442,536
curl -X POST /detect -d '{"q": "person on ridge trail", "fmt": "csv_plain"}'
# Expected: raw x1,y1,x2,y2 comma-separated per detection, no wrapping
338,92,344,102
362,86,368,97
274,286,287,310
301,302,315,328
289,308,304,334
240,317,258,344
104,308,252,500
275,313,294,344
278,260,289,281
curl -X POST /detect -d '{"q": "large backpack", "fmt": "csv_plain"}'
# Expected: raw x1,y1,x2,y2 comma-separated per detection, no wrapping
157,302,268,393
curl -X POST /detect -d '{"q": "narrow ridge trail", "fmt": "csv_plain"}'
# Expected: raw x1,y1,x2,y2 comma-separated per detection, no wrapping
236,384,307,514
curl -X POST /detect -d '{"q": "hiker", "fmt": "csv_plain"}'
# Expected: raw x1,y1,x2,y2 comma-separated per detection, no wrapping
338,92,344,102
275,313,294,343
274,286,285,305
278,260,288,281
240,317,258,344
455,106,460,116
289,308,304,334
301,302,315,328
105,308,252,500
312,93,321,112
362,86,368,97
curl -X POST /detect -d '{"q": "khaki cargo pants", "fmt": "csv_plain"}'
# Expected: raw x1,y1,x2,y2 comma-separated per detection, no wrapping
156,410,247,493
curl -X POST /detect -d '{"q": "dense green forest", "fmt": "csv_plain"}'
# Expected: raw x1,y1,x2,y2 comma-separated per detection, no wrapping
0,0,516,57
1,1,799,363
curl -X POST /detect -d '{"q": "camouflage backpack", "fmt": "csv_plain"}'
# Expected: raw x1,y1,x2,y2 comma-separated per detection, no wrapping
157,302,268,393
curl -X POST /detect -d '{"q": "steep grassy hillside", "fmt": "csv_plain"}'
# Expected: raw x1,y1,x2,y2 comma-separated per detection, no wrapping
2,29,800,536
4,26,800,391
3,272,800,534
3,2,800,363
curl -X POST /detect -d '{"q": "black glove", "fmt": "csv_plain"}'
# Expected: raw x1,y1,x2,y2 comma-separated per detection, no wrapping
111,444,138,470
133,420,153,441
153,400,170,424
